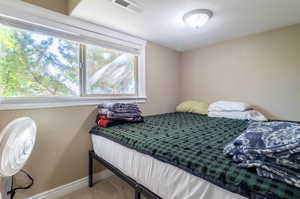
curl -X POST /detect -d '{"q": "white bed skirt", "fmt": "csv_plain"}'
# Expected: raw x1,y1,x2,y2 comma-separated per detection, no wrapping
92,135,246,199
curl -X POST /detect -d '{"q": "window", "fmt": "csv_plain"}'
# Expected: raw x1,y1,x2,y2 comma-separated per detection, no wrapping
0,4,146,110
0,24,81,97
84,44,138,96
0,24,139,98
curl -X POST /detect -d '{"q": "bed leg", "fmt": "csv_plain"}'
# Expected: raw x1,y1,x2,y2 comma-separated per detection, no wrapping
89,151,93,187
135,189,141,199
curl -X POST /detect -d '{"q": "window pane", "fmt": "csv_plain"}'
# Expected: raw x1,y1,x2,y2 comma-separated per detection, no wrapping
0,24,80,97
85,44,137,95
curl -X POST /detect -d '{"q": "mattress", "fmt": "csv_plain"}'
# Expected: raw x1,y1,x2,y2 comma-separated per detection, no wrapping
90,112,300,199
92,134,246,199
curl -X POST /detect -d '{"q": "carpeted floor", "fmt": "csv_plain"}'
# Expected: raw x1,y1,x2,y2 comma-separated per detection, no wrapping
59,175,146,199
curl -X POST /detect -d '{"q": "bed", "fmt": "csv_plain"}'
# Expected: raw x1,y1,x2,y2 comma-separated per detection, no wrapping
89,112,300,199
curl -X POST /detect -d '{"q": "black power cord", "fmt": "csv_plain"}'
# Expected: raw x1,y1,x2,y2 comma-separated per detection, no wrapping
8,170,34,199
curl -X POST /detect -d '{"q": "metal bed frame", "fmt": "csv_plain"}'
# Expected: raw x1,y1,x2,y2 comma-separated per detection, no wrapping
89,150,162,199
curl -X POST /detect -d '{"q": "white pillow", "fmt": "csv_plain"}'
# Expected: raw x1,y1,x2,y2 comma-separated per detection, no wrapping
208,110,267,121
208,101,251,112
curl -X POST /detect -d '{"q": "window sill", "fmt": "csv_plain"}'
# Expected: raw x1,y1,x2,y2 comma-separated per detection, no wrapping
0,96,147,110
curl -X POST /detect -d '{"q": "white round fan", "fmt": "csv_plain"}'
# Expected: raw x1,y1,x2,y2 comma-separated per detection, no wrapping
0,117,36,199
0,117,37,177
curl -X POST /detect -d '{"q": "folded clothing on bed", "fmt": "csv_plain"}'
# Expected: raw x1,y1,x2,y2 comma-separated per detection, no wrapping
97,103,143,127
224,121,300,187
96,115,124,128
105,111,142,119
98,103,141,113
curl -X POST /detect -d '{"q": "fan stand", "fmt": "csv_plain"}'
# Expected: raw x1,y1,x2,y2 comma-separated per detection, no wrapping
8,170,34,199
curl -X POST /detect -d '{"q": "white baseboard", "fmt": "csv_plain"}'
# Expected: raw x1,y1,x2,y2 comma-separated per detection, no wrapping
27,170,114,199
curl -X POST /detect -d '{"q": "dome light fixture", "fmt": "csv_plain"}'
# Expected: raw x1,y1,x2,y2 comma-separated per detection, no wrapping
183,9,213,29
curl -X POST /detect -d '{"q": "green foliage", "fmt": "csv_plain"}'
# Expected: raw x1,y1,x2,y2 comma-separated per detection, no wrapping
0,25,79,97
0,24,136,97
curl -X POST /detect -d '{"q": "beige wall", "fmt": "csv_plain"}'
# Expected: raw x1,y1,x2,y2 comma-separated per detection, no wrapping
141,42,181,115
23,0,69,15
0,42,180,198
180,24,300,121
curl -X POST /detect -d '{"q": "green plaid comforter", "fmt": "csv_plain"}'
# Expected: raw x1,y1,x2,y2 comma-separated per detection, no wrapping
90,112,300,199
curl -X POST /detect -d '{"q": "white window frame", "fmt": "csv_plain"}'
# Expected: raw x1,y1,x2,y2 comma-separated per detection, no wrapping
0,0,147,110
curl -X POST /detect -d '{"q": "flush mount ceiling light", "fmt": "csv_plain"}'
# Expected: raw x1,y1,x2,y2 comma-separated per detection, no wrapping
183,9,213,29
